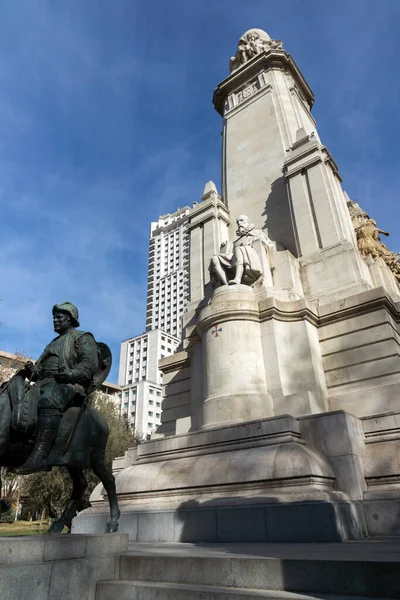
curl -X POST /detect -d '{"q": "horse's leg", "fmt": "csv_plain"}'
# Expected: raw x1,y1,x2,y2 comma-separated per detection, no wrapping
48,467,87,533
90,448,120,533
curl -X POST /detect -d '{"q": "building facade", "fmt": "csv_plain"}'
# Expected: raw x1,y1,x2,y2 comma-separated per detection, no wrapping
117,205,194,436
118,329,179,436
145,207,191,339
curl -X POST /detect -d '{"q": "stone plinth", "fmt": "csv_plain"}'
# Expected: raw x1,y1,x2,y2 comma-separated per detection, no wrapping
73,411,368,543
0,533,128,600
197,285,273,427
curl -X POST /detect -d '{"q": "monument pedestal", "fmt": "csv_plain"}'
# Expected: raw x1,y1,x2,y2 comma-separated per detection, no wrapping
73,411,367,542
197,285,274,427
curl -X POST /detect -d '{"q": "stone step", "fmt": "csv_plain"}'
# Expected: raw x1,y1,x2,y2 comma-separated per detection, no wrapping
96,580,388,600
116,554,400,598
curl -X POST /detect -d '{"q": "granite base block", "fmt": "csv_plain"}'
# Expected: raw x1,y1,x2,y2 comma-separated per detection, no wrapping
0,533,128,600
73,501,366,543
364,498,400,537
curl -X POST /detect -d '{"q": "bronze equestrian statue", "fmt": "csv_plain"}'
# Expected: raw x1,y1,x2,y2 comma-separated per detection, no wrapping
0,302,120,533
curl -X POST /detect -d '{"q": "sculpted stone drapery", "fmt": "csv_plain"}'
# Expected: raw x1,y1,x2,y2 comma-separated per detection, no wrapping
229,29,283,74
209,215,274,287
353,212,400,281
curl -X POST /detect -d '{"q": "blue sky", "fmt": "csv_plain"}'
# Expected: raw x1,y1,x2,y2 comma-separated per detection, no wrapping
0,0,399,382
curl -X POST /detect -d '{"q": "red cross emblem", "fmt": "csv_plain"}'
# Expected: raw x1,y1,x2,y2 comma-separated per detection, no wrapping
211,324,222,337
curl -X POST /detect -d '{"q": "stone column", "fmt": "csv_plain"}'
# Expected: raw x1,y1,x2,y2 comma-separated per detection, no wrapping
197,285,274,428
283,131,373,302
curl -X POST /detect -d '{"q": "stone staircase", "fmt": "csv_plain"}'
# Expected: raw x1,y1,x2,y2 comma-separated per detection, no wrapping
95,541,400,599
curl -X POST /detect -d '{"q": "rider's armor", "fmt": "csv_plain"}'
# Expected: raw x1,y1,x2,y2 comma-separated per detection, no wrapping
14,327,98,474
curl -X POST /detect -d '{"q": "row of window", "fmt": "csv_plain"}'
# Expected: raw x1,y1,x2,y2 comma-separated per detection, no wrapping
124,391,162,399
129,339,147,348
124,400,162,411
160,335,178,344
157,211,188,227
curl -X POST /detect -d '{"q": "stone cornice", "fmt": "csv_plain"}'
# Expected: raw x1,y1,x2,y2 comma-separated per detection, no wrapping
136,414,301,460
213,50,314,116
284,140,342,182
258,297,319,326
196,286,400,335
318,287,400,327
187,198,230,231
197,305,260,336
159,350,191,373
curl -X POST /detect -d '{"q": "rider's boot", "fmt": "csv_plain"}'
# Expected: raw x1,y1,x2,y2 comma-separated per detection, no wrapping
14,410,61,474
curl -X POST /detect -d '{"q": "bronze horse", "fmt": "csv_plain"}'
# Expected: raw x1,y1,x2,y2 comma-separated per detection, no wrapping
0,344,120,533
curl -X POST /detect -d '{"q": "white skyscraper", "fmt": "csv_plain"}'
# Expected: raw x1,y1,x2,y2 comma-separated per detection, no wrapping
118,329,179,436
146,206,191,338
118,205,192,437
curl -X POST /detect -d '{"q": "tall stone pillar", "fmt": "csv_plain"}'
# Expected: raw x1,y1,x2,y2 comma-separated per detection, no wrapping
213,31,318,254
213,28,373,304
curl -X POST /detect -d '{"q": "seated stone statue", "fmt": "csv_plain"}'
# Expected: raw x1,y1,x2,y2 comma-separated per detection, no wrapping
209,215,274,287
13,301,99,474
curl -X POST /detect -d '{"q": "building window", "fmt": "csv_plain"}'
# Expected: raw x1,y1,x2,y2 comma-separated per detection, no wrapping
148,411,153,417
156,413,160,418
131,400,136,406
156,402,161,407
149,400,153,405
148,422,153,428
156,391,161,397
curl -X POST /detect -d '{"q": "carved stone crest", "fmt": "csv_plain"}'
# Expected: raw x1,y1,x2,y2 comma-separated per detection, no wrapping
229,28,283,74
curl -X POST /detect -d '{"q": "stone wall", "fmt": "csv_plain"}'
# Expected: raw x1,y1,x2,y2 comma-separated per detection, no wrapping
0,533,128,600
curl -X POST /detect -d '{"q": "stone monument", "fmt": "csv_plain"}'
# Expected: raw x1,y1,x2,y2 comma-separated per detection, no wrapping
73,29,400,542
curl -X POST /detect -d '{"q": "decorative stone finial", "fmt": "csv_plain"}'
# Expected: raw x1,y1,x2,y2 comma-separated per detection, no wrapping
229,29,283,73
201,181,219,201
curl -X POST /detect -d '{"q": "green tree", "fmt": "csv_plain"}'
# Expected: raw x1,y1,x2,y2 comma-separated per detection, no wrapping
0,468,19,521
20,391,139,519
